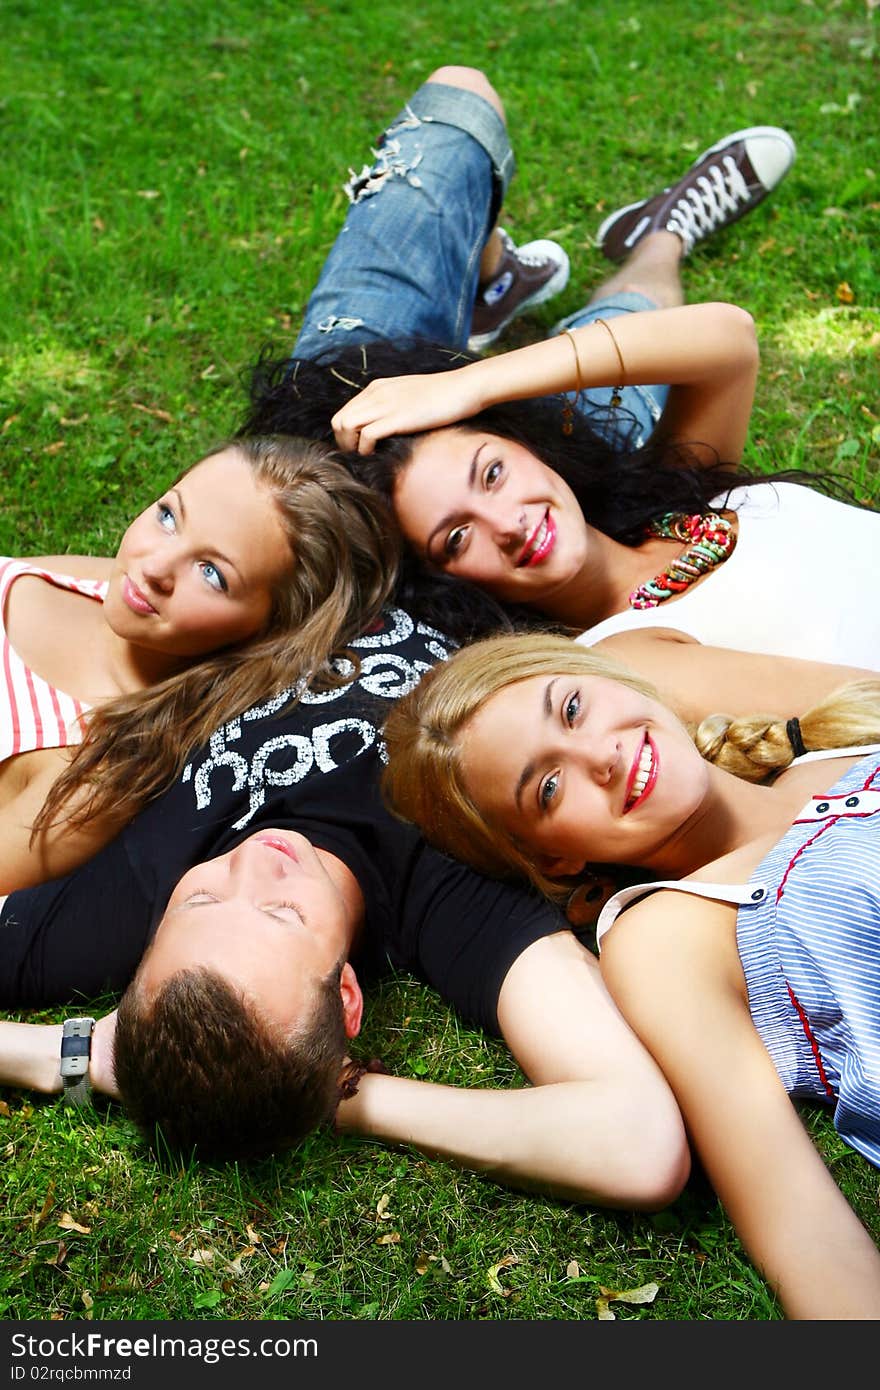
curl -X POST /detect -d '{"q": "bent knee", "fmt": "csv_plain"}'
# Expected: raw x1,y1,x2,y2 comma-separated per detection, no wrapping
424,66,505,122
627,1128,692,1211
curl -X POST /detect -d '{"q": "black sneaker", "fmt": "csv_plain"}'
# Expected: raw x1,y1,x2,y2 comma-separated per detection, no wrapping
596,126,796,261
468,228,570,351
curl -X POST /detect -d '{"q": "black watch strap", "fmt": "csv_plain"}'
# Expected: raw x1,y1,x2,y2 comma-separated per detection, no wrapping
60,1017,96,1108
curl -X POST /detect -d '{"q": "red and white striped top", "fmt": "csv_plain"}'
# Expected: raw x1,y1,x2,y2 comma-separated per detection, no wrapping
1,557,108,763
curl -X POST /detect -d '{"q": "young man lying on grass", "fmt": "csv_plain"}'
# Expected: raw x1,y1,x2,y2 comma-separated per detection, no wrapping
0,602,687,1209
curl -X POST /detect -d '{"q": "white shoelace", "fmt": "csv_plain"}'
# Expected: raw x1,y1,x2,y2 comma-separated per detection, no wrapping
665,154,751,253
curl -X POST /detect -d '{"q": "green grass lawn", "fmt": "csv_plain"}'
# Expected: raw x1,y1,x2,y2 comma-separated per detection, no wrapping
1,0,878,1323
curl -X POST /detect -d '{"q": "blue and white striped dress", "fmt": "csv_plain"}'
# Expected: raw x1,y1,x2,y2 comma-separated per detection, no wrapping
597,749,880,1169
736,752,880,1167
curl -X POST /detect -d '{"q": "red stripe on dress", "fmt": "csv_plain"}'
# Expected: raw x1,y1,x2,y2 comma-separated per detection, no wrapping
3,636,23,756
776,820,835,903
23,661,45,748
786,983,835,1100
47,672,66,745
783,762,880,897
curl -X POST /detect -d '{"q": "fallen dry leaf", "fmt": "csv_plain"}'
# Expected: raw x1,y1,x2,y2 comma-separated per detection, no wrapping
60,414,89,427
566,1260,581,1280
836,281,855,304
58,1213,91,1235
376,1194,392,1220
0,1100,10,1117
486,1253,519,1296
415,1254,430,1275
43,441,65,455
131,402,172,423
32,1184,56,1234
246,1224,261,1245
376,1231,400,1246
3,414,21,433
226,1250,257,1278
595,1280,661,1318
598,1281,659,1310
45,1241,68,1268
188,1248,215,1266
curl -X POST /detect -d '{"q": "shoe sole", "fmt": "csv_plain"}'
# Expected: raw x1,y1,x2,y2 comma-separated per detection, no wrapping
595,126,797,254
467,248,571,352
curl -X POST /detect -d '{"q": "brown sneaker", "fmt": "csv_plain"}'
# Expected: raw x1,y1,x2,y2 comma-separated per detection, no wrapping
468,228,570,351
596,126,796,261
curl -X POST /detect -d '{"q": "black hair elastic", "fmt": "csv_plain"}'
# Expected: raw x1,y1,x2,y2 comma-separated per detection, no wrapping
786,716,808,759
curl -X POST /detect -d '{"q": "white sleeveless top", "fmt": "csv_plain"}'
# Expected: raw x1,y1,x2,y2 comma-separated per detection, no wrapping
578,483,880,670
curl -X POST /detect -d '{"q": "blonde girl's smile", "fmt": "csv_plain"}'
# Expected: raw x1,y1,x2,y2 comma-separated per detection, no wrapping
459,672,709,875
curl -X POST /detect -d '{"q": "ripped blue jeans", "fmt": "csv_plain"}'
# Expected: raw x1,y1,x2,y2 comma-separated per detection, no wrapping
292,81,668,448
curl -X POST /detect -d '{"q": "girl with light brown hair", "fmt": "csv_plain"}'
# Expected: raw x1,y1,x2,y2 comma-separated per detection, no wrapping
1,435,398,893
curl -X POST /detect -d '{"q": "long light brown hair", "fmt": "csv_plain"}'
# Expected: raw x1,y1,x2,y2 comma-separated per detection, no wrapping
382,632,880,900
37,435,399,835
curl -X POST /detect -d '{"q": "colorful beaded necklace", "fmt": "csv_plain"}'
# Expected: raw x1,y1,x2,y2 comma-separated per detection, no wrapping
629,511,735,610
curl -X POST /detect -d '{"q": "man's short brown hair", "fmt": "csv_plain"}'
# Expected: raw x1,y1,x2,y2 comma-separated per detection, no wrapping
113,962,347,1161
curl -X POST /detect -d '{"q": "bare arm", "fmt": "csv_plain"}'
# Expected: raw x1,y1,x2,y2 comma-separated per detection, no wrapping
336,931,689,1208
601,893,880,1319
332,301,758,465
594,627,877,725
0,748,126,894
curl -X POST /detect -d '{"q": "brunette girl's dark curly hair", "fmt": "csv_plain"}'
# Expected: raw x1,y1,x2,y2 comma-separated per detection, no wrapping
240,337,860,641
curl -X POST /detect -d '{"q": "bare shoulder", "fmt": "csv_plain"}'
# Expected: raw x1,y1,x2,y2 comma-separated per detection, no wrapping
601,887,737,977
593,627,698,656
24,554,112,579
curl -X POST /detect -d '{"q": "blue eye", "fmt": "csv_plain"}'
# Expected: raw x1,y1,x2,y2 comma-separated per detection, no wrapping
564,692,580,726
540,772,560,808
157,501,176,531
200,561,228,593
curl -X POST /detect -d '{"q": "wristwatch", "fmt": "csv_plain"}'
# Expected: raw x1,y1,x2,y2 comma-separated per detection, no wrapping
60,1017,96,1107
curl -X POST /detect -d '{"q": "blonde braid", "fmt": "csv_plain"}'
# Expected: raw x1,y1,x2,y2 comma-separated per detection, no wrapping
695,679,880,783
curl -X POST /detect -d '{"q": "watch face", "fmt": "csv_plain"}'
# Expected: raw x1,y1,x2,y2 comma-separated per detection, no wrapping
60,1018,95,1080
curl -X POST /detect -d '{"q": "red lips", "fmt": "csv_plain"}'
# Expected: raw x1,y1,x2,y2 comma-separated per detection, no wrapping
517,510,556,568
122,576,158,615
622,733,659,814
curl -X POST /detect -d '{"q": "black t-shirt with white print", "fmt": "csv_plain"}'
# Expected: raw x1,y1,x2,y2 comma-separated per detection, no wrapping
0,607,566,1034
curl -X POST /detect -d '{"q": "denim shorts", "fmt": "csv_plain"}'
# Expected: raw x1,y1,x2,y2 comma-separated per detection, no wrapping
292,81,666,450
293,81,511,358
553,293,670,450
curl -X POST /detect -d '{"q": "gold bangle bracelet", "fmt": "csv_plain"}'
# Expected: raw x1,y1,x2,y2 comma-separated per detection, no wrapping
560,329,583,435
594,316,626,408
